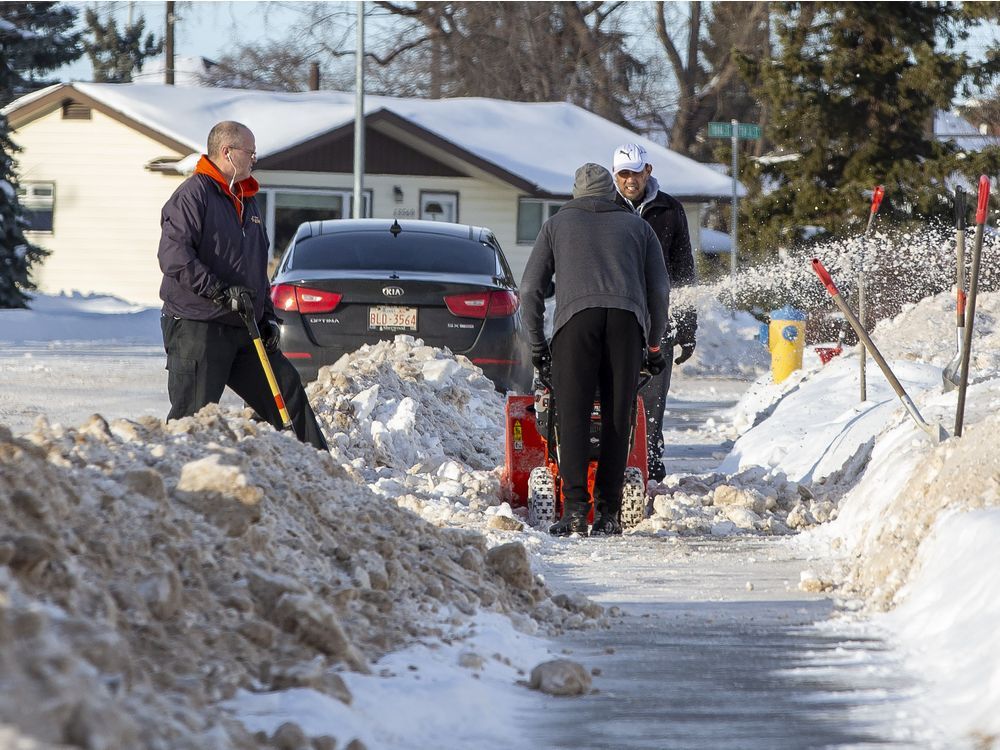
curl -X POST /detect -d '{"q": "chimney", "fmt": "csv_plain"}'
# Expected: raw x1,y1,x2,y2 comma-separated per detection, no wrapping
308,61,320,91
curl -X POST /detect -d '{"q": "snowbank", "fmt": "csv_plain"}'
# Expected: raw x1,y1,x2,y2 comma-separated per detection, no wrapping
0,338,607,749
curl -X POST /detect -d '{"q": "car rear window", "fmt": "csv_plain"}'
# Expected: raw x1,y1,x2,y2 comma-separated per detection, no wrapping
289,231,497,275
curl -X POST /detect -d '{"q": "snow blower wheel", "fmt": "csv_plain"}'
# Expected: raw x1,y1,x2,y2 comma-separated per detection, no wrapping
527,466,557,528
620,467,646,530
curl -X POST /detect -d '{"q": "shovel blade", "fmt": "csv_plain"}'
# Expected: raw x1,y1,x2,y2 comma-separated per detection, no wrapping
942,357,961,391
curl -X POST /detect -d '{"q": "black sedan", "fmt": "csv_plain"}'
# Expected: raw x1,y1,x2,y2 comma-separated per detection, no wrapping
270,219,533,393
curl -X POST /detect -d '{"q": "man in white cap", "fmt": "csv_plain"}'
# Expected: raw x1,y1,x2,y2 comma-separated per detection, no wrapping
521,163,669,536
612,142,697,482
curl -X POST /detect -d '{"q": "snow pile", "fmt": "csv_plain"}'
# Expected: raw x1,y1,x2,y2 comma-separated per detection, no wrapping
881,508,1000,743
635,465,829,537
305,337,525,533
837,408,1000,608
308,336,503,472
0,397,601,748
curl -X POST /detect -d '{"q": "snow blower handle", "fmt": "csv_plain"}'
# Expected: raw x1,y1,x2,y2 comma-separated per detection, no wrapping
239,291,294,430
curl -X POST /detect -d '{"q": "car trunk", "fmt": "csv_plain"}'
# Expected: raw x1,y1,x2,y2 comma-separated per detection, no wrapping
287,270,502,352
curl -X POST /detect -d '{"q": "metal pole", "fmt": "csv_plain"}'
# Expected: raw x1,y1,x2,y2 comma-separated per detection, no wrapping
165,1,175,86
730,118,738,283
352,1,365,219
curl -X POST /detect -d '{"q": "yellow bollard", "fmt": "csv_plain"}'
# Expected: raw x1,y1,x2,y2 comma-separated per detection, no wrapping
768,306,806,383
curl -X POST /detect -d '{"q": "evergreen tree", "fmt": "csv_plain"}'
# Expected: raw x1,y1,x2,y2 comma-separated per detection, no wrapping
0,20,49,308
742,2,1000,260
0,2,82,106
83,7,162,83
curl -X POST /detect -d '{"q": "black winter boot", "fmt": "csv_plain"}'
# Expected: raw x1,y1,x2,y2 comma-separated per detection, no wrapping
590,513,622,536
549,513,588,537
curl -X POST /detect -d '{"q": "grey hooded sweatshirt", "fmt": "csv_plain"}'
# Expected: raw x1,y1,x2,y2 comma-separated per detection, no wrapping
520,195,669,350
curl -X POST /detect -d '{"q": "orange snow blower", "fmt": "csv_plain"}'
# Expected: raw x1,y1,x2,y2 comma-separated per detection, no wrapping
502,372,650,530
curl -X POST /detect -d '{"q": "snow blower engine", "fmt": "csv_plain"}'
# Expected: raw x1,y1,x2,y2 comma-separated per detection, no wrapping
502,372,650,530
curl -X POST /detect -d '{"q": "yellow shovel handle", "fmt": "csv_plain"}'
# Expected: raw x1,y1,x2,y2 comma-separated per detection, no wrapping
252,338,293,429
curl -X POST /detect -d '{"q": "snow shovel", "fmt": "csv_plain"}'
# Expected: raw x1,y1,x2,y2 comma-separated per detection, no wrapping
955,175,991,437
812,259,948,443
238,291,293,430
942,186,968,391
858,185,885,402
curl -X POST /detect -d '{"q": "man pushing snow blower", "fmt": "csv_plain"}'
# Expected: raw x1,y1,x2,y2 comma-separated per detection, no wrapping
521,163,669,536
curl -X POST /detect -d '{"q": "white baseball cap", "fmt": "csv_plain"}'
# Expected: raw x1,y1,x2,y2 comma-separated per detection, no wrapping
612,143,648,175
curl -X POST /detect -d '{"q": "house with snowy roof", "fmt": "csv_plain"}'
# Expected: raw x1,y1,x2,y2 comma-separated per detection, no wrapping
4,82,743,305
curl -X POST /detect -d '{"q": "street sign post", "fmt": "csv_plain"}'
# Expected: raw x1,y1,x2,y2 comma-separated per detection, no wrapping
708,121,760,283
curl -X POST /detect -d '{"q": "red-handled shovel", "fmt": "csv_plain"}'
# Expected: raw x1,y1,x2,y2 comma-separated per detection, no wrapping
812,259,947,443
954,175,991,437
858,185,885,402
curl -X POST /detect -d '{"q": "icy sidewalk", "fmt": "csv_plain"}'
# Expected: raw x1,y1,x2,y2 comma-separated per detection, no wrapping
522,380,938,750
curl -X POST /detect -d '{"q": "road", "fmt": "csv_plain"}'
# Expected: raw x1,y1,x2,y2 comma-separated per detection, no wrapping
525,378,934,750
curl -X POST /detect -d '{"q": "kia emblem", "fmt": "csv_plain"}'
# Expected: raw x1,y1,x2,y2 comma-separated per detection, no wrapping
382,286,404,297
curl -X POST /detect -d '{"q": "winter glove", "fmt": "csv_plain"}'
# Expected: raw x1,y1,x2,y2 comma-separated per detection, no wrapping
644,346,667,376
531,343,552,378
211,284,255,317
261,316,281,352
671,306,697,365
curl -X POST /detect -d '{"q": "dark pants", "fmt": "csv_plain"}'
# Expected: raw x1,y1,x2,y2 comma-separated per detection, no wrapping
161,315,329,451
639,337,674,481
551,307,643,519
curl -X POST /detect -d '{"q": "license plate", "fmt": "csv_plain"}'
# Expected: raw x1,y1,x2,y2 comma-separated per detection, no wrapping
369,305,418,331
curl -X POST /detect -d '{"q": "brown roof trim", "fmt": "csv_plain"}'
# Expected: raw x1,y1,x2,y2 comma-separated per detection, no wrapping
6,83,195,155
255,119,354,169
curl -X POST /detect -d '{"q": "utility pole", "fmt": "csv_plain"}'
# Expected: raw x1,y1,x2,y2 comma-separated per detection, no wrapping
165,1,175,86
352,1,365,219
730,118,738,283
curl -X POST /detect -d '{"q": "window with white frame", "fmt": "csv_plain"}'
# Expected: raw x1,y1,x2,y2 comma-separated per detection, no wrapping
516,198,564,244
17,182,55,233
261,188,372,258
420,191,458,222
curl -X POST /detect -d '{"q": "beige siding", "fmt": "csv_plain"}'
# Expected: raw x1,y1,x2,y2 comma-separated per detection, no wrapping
15,107,184,305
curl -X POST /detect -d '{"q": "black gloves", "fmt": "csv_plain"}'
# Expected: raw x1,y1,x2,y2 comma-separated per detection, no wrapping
645,346,667,376
261,316,281,352
211,284,255,316
531,343,551,377
671,306,698,365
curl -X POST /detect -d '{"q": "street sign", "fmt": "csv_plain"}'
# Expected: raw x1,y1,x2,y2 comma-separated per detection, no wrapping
708,122,761,140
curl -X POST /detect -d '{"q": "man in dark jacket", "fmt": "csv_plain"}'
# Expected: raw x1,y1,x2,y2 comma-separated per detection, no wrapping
612,142,697,482
158,120,328,451
522,163,669,536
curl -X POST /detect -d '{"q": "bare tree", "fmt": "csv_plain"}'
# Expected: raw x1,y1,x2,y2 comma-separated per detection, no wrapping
368,2,643,125
654,1,770,157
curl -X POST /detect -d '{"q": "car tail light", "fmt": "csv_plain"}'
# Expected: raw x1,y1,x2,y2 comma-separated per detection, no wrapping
444,290,520,319
270,284,342,314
